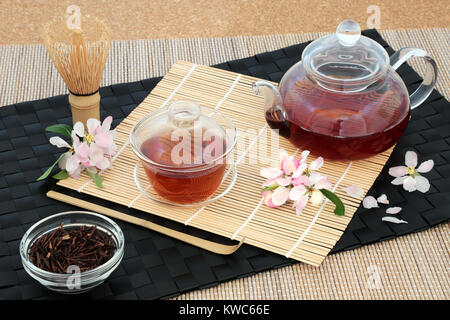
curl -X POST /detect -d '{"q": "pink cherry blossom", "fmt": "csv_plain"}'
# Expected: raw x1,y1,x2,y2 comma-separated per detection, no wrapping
72,117,117,171
42,117,117,188
259,149,342,215
389,151,433,193
59,117,116,179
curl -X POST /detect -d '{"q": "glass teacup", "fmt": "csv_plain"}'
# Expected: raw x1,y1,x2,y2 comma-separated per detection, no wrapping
130,101,237,204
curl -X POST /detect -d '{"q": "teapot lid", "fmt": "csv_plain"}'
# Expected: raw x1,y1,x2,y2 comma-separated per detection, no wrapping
302,20,389,91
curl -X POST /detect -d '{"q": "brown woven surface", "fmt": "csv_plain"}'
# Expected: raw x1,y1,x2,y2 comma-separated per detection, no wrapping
1,29,449,299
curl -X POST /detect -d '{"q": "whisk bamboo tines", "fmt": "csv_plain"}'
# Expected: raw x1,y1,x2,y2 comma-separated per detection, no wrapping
42,14,110,125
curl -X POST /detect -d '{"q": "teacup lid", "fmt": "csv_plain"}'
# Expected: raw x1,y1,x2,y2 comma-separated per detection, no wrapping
302,20,390,90
130,100,236,168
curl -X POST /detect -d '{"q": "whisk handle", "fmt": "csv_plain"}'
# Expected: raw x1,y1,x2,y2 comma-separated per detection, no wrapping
69,92,101,125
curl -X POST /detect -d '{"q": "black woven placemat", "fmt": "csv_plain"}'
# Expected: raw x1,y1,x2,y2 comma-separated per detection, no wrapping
0,30,449,300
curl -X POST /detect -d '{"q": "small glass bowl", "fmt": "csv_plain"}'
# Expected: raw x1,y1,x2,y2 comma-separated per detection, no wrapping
20,211,125,294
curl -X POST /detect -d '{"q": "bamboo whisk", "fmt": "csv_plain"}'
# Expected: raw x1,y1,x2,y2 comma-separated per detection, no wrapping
42,15,110,125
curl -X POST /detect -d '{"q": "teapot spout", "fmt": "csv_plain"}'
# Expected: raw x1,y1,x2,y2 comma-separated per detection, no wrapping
252,81,283,113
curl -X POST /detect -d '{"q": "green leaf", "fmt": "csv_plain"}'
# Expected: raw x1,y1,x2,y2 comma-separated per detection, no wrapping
320,189,345,216
53,170,69,180
36,153,66,181
87,171,104,188
46,124,73,138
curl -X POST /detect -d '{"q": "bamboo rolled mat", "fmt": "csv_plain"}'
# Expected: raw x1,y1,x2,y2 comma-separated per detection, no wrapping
1,29,449,299
57,60,393,267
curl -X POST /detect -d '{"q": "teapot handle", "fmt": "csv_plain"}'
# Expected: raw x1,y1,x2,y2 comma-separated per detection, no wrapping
390,48,438,110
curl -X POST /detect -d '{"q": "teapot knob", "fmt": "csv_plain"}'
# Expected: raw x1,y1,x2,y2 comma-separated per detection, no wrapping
336,20,361,46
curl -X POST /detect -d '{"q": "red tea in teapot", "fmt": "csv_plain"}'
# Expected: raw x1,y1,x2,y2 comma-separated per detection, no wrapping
256,20,436,161
266,65,410,160
140,133,227,204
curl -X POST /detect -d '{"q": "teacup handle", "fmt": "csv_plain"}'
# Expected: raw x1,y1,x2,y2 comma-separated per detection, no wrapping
390,47,438,110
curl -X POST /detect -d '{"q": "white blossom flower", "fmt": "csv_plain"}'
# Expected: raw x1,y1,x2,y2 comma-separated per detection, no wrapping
389,151,433,193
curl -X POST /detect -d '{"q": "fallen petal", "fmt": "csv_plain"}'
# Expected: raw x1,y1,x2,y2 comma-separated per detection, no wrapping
386,207,402,214
388,166,407,177
271,186,290,206
377,194,389,204
405,151,418,168
417,160,434,173
363,196,379,209
343,185,364,198
415,175,431,193
382,216,408,224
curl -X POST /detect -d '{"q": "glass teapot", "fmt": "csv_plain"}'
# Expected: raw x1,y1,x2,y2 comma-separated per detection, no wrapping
253,20,437,160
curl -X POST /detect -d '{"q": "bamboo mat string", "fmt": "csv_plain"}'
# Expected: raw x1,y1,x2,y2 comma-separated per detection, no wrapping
214,74,241,110
232,198,264,240
128,185,150,208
